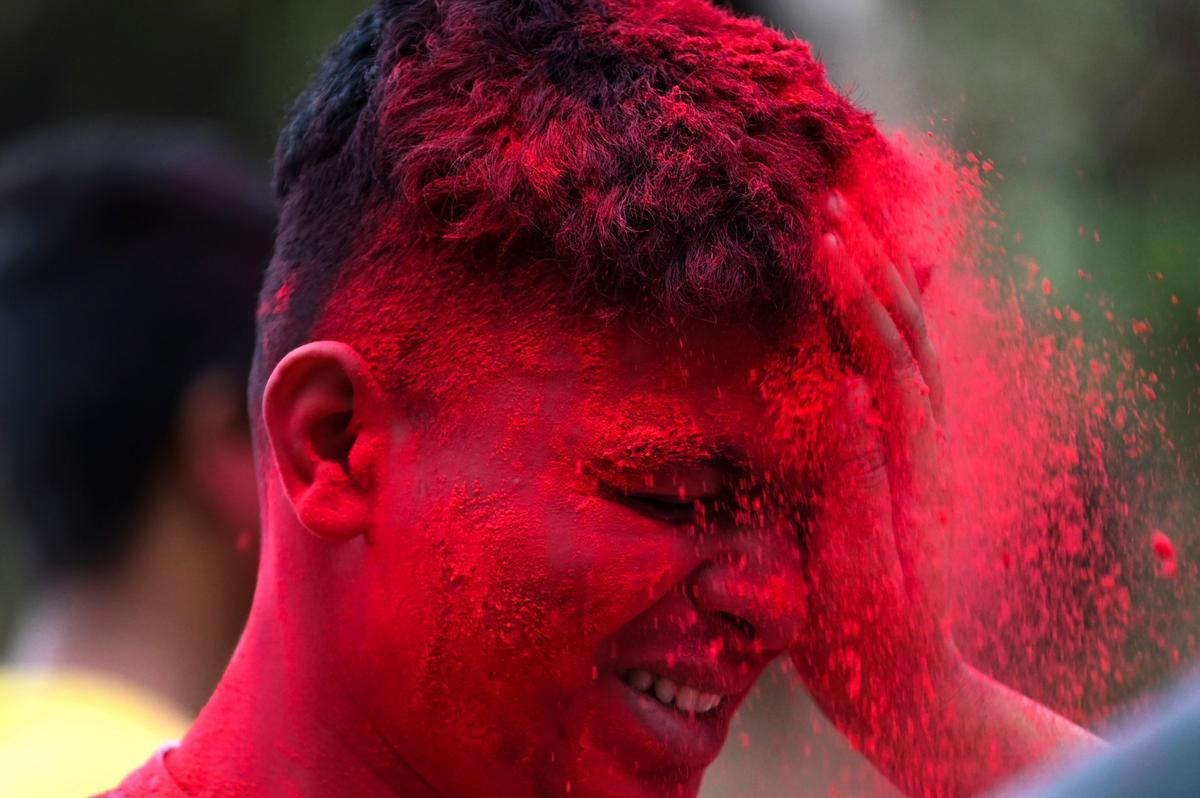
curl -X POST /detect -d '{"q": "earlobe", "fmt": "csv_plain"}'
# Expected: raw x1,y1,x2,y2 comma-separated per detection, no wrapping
262,341,384,541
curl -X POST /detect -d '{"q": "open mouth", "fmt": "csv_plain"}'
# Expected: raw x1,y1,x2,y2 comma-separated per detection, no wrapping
619,669,725,715
597,663,746,771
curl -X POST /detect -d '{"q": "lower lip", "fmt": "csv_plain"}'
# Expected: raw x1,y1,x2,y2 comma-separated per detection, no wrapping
595,670,739,772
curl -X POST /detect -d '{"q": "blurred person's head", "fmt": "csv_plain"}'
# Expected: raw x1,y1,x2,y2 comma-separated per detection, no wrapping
179,1,898,796
0,120,273,711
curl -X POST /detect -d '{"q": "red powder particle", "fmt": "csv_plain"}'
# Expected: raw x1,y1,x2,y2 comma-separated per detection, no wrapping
1041,278,1052,296
1141,384,1158,401
270,276,294,317
1151,531,1177,579
1131,319,1152,336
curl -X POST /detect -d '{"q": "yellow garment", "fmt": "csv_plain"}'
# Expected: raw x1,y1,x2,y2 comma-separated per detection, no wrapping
0,669,189,798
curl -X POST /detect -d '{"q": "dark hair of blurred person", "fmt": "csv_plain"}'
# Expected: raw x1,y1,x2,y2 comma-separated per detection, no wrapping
0,120,273,798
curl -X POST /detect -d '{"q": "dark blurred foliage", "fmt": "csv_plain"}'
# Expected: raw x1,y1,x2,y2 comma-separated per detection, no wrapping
0,1,364,158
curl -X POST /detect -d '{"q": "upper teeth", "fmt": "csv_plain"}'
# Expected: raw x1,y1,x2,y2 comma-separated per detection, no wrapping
622,669,723,715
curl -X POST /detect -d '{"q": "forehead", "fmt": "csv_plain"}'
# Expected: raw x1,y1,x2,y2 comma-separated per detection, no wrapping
406,295,841,479
586,318,779,423
580,315,839,473
326,262,841,473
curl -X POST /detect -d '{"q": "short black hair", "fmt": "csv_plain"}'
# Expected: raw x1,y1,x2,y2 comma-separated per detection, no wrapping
0,120,275,581
253,0,876,406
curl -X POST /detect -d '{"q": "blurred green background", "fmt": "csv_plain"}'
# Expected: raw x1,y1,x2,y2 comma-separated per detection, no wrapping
0,1,1196,794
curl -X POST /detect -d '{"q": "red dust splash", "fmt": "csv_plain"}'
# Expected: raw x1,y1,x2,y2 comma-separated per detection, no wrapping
839,129,1196,729
1152,531,1177,580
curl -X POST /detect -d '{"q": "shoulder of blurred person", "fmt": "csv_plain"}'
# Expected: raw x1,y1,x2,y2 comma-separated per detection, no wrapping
0,119,273,796
0,669,188,798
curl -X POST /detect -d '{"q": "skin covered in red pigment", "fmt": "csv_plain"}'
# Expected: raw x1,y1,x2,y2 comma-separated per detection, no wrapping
124,140,1109,798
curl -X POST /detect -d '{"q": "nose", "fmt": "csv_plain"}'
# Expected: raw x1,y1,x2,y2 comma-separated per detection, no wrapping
687,533,807,653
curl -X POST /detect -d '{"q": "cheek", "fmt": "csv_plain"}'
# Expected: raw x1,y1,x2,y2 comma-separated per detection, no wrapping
420,488,688,687
365,478,692,714
547,498,694,658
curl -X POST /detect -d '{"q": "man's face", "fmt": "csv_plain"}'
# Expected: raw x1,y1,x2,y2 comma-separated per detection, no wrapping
337,298,834,798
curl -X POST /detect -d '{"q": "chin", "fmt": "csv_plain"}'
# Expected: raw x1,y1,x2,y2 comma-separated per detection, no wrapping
562,760,705,798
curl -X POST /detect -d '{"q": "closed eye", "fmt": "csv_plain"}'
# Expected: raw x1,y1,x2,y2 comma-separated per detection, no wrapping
591,459,743,526
597,480,734,526
614,491,704,524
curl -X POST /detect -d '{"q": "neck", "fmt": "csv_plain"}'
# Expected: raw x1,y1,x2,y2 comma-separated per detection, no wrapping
9,480,248,713
167,589,441,798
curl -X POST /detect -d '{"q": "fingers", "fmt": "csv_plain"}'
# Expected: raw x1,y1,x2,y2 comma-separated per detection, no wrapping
804,376,907,635
823,192,944,427
893,254,923,310
819,197,949,608
819,233,936,463
881,262,945,425
820,376,889,495
795,377,918,703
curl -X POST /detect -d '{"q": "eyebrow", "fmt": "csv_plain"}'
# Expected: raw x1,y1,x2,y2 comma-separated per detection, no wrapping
584,429,750,479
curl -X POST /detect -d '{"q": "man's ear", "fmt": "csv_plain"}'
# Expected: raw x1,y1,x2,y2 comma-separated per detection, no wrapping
262,341,385,541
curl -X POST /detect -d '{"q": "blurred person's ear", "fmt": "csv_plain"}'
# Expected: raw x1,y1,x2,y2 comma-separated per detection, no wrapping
261,342,385,541
177,370,259,545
